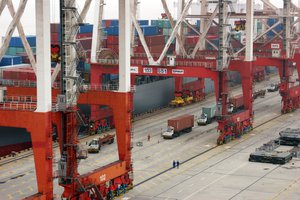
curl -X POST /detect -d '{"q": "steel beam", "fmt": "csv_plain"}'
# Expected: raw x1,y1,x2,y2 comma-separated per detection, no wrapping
35,0,51,112
245,0,253,61
0,0,27,61
78,0,92,23
91,0,104,62
6,0,36,73
0,0,7,15
161,0,187,56
119,0,131,92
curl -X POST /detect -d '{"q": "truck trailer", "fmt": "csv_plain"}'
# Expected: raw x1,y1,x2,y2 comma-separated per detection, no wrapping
228,94,244,113
162,115,194,139
87,133,115,153
197,105,216,125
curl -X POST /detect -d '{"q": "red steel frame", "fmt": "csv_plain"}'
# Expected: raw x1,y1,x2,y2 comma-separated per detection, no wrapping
1,50,300,199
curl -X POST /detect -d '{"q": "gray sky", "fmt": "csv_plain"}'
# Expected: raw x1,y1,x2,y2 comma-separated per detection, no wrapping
0,0,175,36
0,0,297,37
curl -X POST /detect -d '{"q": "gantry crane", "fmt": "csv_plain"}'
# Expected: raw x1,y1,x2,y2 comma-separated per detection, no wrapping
1,1,300,199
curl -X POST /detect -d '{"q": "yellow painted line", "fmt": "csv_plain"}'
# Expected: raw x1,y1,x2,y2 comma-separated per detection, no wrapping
270,176,300,200
7,194,13,199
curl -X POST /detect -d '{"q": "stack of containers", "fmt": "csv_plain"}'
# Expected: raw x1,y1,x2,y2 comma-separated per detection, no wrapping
78,23,93,59
50,23,61,44
267,19,283,39
2,65,55,81
6,36,36,56
151,19,188,44
136,34,165,54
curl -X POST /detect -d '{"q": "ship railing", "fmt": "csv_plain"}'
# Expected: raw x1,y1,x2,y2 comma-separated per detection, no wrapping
2,96,57,103
0,102,37,111
0,79,60,89
0,79,37,87
79,83,119,92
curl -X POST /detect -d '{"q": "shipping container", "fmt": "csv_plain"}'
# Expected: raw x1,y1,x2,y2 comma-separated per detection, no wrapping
0,55,22,66
196,20,201,28
168,115,194,132
106,26,119,36
6,47,36,56
9,36,36,47
77,33,93,39
140,25,158,36
138,20,149,26
183,80,204,91
79,38,92,50
164,35,176,45
138,35,165,46
151,19,178,29
162,114,194,138
107,35,119,45
50,23,60,33
2,65,54,81
79,24,93,33
229,94,244,111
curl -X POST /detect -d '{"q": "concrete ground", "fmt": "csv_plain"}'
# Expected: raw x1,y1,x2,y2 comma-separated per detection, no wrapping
1,73,300,200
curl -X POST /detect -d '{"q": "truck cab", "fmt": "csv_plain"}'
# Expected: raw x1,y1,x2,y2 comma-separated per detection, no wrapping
267,83,279,92
197,113,208,125
87,138,100,153
162,126,175,139
228,103,234,113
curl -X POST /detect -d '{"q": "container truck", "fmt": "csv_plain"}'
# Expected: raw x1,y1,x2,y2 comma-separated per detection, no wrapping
267,83,279,92
162,115,194,139
197,105,216,125
228,94,244,113
87,133,115,153
252,89,266,99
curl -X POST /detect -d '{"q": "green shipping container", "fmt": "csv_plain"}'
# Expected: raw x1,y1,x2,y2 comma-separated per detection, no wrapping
164,36,175,44
163,28,172,36
84,63,90,73
6,47,36,56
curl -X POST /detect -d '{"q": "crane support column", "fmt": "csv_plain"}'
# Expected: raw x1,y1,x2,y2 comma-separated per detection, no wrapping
243,0,254,113
119,0,131,93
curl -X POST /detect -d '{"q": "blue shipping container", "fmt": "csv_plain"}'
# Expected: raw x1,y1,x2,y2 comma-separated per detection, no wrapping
138,20,149,26
106,26,119,36
79,24,93,33
196,20,200,27
51,62,57,68
9,36,36,47
0,55,22,66
110,20,119,27
141,25,158,36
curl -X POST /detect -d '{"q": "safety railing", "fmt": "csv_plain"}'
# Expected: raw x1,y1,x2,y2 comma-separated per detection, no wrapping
0,79,60,89
0,102,37,111
97,58,216,68
79,83,119,92
3,96,37,103
2,96,57,103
